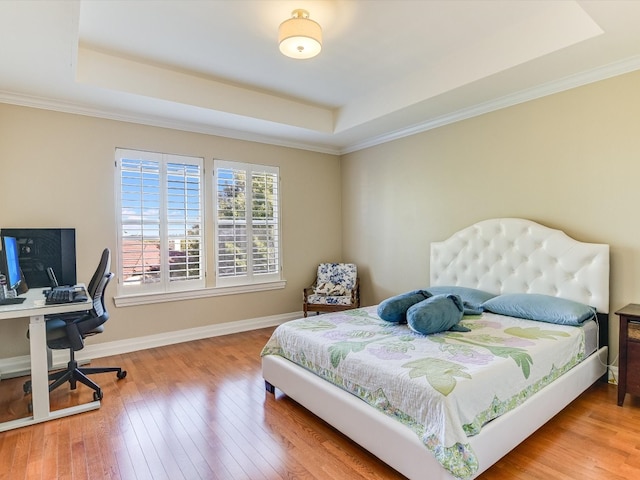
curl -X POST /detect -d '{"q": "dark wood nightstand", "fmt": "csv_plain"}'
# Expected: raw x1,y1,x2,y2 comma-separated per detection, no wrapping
615,304,640,406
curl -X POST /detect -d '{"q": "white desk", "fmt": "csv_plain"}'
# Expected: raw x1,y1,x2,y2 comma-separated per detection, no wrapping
0,285,96,432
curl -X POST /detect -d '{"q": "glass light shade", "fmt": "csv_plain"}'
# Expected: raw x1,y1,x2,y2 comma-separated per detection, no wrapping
278,10,322,59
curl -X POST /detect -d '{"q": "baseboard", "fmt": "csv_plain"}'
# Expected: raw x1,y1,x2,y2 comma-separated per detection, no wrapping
0,355,31,380
608,365,619,385
0,311,301,379
0,313,622,387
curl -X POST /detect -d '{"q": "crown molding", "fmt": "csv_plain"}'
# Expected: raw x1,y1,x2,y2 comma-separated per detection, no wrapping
340,54,640,154
0,91,342,156
2,54,640,157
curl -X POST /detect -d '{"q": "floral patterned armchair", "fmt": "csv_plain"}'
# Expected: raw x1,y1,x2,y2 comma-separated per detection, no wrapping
303,263,360,317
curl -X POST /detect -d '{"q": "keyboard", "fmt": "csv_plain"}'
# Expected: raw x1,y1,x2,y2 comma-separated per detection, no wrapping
44,287,88,305
44,289,74,305
0,297,26,306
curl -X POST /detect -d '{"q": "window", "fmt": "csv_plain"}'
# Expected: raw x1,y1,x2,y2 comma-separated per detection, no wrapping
115,149,204,295
214,160,280,286
115,150,283,303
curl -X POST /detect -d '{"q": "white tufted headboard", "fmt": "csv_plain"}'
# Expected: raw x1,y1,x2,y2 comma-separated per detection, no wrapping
430,218,610,313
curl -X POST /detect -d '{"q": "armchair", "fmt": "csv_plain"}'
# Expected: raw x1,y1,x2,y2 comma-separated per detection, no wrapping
303,263,360,317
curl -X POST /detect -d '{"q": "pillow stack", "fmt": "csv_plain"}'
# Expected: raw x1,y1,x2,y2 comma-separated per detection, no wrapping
377,285,597,335
377,286,490,334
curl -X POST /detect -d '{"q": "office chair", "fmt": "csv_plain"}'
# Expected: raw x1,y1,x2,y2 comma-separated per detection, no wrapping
24,248,126,402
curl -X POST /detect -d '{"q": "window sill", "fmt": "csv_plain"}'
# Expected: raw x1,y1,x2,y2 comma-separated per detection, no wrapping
114,280,287,307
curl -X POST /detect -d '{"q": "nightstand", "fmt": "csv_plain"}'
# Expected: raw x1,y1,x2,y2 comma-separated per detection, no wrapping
615,304,640,406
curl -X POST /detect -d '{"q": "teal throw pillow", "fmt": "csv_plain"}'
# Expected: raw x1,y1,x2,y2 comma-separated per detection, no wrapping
377,289,431,323
407,294,470,335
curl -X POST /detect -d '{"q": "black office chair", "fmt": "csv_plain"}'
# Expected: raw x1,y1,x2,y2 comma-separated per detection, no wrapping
25,248,126,402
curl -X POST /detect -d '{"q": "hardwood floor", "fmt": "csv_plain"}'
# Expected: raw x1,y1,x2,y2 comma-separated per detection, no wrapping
1,327,639,480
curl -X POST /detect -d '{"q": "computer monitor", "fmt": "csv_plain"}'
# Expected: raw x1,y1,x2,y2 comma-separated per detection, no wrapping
0,228,76,288
0,236,22,291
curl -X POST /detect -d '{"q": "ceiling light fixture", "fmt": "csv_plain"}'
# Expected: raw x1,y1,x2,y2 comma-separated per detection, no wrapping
278,9,322,59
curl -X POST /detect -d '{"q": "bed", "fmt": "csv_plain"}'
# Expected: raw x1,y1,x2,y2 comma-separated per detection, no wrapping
261,218,609,479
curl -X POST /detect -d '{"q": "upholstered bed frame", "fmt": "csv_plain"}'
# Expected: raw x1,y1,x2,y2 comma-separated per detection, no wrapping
262,218,609,479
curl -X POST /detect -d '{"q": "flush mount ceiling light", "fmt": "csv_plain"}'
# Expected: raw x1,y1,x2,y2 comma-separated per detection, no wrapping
278,9,322,59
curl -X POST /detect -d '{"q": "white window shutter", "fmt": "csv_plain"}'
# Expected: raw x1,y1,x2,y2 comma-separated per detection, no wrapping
214,160,280,286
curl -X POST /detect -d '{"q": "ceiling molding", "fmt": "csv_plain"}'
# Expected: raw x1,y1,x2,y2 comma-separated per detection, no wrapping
2,53,640,157
77,45,336,134
3,2,640,157
340,54,640,155
0,91,342,156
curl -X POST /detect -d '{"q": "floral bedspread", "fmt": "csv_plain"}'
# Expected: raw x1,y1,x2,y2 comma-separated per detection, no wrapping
261,306,586,479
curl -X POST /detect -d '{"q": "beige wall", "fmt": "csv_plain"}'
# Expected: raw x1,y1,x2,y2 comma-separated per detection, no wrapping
0,104,342,357
2,69,639,364
342,69,640,364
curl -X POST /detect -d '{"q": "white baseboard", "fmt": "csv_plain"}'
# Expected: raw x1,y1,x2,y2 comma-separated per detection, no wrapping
0,311,301,379
0,355,31,380
0,313,622,389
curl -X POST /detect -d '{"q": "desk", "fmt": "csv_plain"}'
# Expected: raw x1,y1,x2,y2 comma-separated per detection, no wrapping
0,285,96,432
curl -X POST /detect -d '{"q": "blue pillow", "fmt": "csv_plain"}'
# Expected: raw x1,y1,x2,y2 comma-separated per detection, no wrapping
377,289,431,323
481,293,596,326
407,294,470,335
426,286,496,312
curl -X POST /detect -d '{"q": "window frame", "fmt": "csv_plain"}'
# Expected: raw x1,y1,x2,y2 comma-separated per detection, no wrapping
113,152,286,307
115,148,205,297
213,159,282,287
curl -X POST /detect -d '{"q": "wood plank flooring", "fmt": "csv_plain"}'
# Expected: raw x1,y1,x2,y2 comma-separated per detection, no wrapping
0,326,639,479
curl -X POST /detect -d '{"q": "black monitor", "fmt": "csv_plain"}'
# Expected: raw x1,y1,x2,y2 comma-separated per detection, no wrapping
0,228,76,288
0,236,22,291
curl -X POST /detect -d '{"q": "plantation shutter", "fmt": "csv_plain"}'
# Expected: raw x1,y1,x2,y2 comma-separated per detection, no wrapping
116,149,204,294
214,160,280,285
166,158,203,283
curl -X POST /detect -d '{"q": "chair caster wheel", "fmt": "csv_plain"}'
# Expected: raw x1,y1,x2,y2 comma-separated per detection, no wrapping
27,402,33,413
117,370,127,380
23,381,32,394
93,390,103,401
